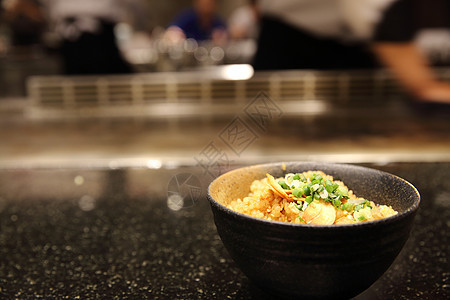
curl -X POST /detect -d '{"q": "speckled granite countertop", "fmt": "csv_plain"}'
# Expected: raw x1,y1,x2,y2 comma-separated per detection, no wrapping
0,162,448,299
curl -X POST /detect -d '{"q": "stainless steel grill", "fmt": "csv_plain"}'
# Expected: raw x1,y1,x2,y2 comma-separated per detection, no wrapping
26,66,450,119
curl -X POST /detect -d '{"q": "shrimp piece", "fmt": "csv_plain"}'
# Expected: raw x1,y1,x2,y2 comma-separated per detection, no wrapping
302,200,322,222
303,200,336,225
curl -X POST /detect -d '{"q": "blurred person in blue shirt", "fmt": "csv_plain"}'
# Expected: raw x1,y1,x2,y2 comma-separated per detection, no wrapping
167,0,227,43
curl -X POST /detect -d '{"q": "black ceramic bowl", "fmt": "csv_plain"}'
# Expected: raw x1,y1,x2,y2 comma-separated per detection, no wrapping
207,162,420,299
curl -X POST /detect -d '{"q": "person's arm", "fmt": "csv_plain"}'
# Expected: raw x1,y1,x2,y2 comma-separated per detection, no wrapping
372,42,450,104
371,0,450,104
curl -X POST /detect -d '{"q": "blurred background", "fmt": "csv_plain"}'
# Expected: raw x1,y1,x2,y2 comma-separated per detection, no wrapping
0,0,449,168
0,1,449,299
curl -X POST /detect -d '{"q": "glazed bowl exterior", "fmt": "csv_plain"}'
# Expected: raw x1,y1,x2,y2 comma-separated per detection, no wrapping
207,162,420,299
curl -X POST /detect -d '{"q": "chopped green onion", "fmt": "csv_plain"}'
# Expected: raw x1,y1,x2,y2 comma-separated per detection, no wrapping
305,195,313,204
299,174,307,182
342,202,353,211
354,204,363,212
319,189,328,199
325,184,335,193
278,180,289,189
337,186,349,197
285,173,295,184
332,198,341,209
293,174,300,180
293,188,304,198
290,180,301,189
354,200,371,212
294,201,303,211
311,173,323,182
304,185,311,196
311,184,320,192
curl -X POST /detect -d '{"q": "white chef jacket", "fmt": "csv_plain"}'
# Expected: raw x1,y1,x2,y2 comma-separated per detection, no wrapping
258,0,398,41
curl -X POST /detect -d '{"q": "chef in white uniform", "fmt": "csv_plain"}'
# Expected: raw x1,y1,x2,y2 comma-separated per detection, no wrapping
253,0,450,103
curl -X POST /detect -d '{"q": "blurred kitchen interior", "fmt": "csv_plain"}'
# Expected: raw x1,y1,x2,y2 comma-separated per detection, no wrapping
1,0,450,169
1,2,449,299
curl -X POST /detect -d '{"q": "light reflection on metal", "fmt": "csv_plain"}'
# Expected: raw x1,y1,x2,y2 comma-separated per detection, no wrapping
78,195,96,211
108,161,120,169
219,64,254,81
165,161,181,169
146,159,162,169
167,194,184,211
194,47,208,62
167,173,202,210
74,175,84,186
210,47,225,62
280,100,329,116
184,38,198,52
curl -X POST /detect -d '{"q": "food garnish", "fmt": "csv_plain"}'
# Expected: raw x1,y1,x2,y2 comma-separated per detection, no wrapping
228,171,398,225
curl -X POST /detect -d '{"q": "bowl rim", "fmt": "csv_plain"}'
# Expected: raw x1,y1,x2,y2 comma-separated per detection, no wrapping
207,161,421,229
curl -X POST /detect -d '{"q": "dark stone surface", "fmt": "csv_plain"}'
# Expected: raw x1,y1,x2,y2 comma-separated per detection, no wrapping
0,162,448,299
